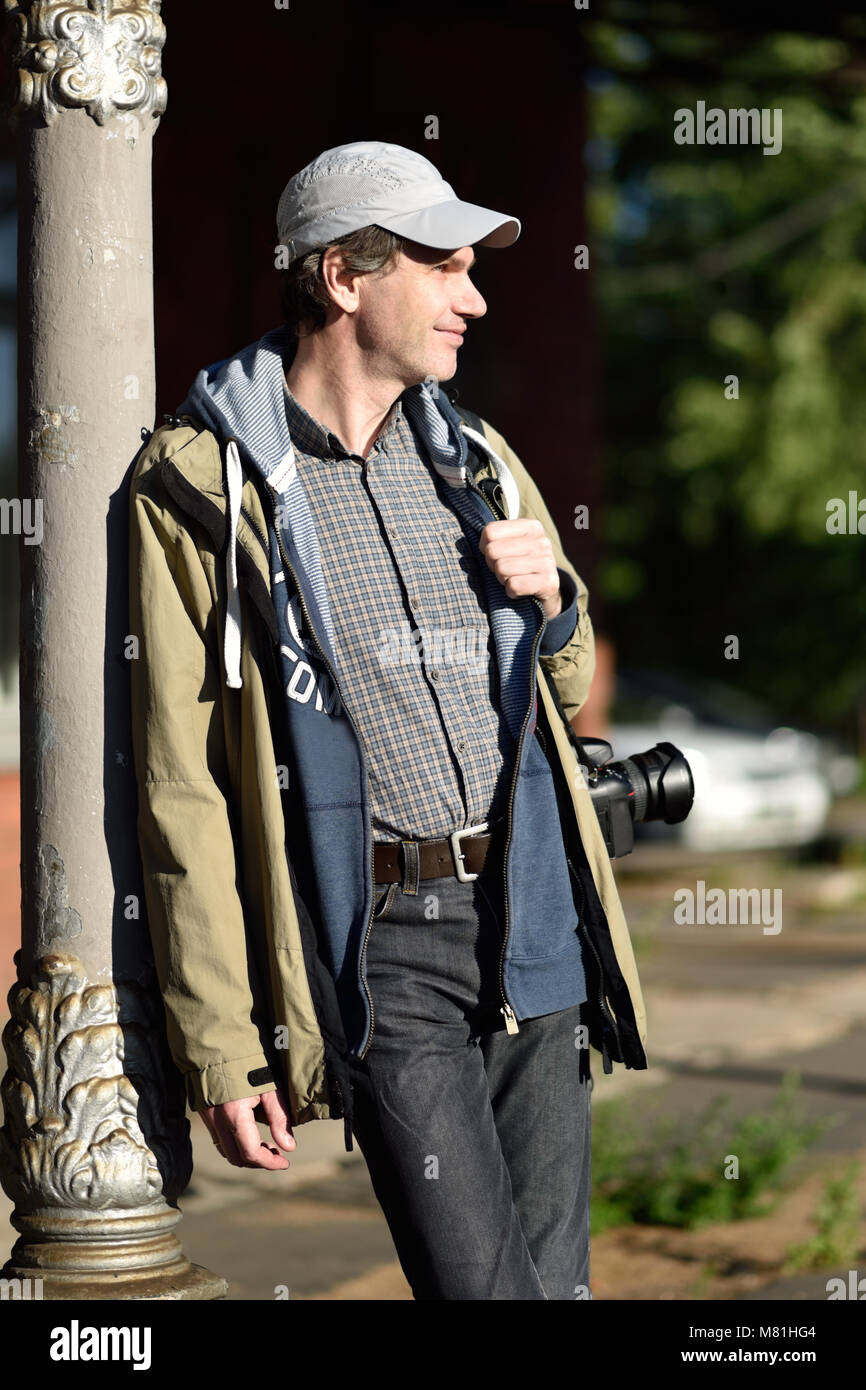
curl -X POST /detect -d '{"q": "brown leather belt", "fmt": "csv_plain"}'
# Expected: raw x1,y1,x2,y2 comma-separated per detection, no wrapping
373,820,502,884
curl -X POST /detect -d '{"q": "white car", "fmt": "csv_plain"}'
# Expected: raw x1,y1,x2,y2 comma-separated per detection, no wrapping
604,673,846,852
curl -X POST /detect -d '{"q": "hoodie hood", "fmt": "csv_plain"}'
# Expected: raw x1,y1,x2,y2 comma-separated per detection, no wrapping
176,324,520,689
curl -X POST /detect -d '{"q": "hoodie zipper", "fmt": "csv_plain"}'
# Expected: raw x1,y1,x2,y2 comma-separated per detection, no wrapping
462,467,547,1038
464,450,620,1048
264,481,380,1059
239,503,271,564
495,607,544,1037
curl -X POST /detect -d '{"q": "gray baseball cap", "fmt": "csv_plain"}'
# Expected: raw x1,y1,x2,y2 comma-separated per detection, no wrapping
276,140,521,262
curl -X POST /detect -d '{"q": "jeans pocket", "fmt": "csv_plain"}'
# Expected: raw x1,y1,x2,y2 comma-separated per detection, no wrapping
372,880,399,921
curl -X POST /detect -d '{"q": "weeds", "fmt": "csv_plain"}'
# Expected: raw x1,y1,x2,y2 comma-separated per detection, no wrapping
783,1160,863,1273
591,1071,830,1235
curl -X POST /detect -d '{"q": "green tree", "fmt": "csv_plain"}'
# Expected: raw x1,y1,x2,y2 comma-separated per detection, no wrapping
585,13,866,736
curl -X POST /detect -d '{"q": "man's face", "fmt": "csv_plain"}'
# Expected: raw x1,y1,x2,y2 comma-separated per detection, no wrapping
353,239,487,386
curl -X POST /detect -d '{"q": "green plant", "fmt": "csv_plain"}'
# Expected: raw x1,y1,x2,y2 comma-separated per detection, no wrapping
783,1160,863,1273
591,1071,830,1235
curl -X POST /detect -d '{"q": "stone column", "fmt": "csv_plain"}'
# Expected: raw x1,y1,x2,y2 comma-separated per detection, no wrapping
0,0,226,1299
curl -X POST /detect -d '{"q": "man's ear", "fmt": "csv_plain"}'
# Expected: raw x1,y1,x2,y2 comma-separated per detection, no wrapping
319,246,361,315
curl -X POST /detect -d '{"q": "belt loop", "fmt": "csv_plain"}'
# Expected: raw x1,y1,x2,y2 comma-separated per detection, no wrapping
400,840,420,895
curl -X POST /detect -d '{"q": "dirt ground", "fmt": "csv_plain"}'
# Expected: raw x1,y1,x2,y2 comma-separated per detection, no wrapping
590,1150,866,1301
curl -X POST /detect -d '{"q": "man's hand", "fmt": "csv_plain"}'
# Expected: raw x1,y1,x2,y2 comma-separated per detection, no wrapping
200,1088,296,1169
478,518,562,619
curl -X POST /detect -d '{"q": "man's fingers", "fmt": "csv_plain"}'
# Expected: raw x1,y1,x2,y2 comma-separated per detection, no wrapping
489,551,555,586
482,536,553,562
200,1109,238,1163
480,517,543,542
502,570,552,597
258,1088,296,1151
211,1115,246,1167
479,523,554,579
204,1097,292,1169
223,1104,290,1170
478,518,544,555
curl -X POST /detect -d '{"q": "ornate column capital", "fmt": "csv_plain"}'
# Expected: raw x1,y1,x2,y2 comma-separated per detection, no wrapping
4,0,167,125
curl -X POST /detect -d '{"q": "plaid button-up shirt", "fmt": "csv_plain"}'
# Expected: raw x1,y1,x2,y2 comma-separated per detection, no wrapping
281,382,519,844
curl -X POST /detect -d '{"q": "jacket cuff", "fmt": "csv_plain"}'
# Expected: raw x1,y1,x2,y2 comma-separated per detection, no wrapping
183,1054,279,1111
540,569,579,656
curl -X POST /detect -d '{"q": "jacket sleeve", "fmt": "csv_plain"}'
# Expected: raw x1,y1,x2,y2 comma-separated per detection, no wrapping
477,417,596,723
128,449,279,1112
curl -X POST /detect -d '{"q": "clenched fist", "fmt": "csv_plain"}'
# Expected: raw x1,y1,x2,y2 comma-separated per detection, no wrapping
478,518,563,619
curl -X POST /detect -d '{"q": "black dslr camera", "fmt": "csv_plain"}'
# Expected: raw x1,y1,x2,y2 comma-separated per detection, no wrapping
572,738,695,859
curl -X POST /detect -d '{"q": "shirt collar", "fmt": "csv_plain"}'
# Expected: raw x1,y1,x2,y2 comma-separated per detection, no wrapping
282,377,405,461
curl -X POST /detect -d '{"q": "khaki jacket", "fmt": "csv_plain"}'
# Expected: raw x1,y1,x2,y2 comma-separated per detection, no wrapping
128,411,648,1126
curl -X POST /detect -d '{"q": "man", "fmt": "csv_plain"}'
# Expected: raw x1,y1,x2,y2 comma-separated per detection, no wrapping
128,140,648,1300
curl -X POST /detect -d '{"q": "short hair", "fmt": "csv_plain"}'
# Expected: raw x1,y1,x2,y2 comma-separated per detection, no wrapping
278,223,406,336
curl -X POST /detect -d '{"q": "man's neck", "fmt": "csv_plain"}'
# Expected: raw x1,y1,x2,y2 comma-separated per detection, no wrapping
284,333,404,459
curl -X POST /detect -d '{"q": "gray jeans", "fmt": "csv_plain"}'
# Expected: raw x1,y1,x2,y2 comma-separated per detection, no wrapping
347,844,592,1300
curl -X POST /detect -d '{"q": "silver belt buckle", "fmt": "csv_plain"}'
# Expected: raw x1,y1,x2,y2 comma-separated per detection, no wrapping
449,821,490,883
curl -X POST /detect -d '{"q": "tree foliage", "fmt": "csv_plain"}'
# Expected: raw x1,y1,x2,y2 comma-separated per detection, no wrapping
585,10,866,735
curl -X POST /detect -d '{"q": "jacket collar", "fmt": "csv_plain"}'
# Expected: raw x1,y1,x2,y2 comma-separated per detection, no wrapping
158,396,511,691
158,407,499,590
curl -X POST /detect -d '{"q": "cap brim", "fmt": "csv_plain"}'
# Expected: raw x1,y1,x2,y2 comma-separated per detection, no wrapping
374,198,520,251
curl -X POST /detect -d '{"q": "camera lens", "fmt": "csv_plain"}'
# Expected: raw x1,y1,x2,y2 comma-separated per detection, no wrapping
609,742,694,825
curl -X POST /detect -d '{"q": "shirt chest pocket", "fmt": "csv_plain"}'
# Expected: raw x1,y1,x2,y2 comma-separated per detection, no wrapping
417,525,486,631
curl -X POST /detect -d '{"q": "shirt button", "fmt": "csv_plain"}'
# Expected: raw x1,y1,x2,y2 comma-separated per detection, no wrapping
430,669,440,682
456,739,467,752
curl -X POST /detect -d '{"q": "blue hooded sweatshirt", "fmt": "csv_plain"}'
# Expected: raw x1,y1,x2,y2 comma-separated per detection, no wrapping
177,324,587,1059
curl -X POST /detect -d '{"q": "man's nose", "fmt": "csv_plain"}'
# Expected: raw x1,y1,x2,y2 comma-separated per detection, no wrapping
456,280,487,320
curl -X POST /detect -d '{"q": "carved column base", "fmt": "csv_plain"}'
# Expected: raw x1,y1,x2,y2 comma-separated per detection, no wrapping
2,1255,227,1301
1,954,227,1299
3,1202,227,1299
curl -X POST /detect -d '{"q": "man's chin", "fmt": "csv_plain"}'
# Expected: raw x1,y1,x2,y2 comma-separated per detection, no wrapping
403,358,457,388
428,353,458,384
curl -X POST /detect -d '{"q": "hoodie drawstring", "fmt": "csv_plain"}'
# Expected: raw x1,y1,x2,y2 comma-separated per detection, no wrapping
224,438,244,689
459,423,522,520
